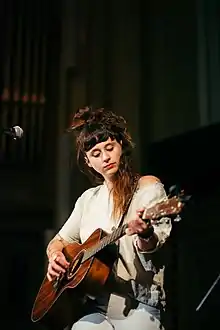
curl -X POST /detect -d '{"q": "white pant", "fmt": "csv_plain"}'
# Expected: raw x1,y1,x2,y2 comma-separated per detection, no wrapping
71,304,162,330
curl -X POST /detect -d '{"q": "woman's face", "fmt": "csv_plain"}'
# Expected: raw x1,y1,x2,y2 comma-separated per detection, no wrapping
85,137,122,182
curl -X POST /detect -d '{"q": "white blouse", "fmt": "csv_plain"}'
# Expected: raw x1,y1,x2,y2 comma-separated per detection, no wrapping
58,180,172,283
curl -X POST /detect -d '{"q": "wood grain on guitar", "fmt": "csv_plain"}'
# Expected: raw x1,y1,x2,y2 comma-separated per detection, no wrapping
31,190,189,330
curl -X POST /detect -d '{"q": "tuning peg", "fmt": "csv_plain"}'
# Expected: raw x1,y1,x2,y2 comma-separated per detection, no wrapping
174,214,182,222
168,184,181,197
179,194,191,203
168,185,176,195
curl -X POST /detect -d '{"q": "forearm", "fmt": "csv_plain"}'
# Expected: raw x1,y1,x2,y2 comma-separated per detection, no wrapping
46,234,69,259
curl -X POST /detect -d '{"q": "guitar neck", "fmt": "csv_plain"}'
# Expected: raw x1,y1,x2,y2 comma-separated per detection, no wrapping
83,223,127,262
82,194,186,262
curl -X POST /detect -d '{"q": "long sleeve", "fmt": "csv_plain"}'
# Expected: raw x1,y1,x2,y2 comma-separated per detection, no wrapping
58,194,84,243
134,181,172,253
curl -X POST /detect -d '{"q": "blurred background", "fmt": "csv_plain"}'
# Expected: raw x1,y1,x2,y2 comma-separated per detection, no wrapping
0,0,219,329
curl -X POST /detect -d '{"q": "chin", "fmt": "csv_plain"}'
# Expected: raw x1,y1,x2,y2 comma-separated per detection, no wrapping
103,167,118,178
110,166,119,173
109,169,119,178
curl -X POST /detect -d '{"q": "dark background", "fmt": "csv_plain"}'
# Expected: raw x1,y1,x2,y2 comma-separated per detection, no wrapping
0,0,219,329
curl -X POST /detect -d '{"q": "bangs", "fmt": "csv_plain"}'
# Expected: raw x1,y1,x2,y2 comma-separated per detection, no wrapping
82,129,117,152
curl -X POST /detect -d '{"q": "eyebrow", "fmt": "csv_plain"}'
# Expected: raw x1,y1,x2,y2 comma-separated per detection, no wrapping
90,142,114,154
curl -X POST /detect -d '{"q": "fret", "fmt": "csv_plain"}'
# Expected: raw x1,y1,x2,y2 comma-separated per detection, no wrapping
81,194,186,263
108,229,116,243
82,223,128,263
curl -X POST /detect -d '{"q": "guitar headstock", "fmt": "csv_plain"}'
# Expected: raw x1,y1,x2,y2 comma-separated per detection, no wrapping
143,190,190,222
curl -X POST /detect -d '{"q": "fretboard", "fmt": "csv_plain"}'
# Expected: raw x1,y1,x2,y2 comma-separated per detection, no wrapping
82,223,127,262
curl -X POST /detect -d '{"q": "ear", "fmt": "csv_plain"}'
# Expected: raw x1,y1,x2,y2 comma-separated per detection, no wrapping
84,156,92,168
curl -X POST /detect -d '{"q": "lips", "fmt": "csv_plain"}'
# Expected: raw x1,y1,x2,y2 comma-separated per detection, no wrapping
104,163,115,169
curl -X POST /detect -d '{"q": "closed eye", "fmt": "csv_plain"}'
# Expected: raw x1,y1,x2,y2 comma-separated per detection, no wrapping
106,146,113,151
92,151,101,158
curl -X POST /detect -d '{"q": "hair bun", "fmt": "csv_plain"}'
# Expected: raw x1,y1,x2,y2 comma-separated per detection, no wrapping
68,106,104,132
67,106,91,131
86,108,104,125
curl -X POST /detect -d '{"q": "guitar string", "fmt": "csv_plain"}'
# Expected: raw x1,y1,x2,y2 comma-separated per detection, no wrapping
82,196,179,262
83,224,127,261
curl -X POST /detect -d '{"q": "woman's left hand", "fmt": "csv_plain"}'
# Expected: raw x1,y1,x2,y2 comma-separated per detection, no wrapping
125,208,151,236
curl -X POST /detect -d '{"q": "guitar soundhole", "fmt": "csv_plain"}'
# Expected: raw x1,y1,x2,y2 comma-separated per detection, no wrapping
66,250,84,280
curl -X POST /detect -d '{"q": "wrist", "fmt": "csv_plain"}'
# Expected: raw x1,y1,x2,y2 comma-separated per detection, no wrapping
138,233,154,244
136,233,158,252
47,245,63,259
49,250,59,258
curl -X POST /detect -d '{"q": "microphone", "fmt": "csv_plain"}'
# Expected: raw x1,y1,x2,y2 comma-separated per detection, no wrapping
3,126,24,139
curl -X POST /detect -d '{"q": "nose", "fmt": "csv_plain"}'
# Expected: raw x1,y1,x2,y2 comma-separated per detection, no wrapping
102,151,110,162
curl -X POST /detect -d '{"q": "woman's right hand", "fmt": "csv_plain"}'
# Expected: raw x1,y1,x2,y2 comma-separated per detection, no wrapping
47,251,70,282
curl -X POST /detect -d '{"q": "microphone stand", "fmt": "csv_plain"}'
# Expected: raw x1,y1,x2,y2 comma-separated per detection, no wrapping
196,273,220,311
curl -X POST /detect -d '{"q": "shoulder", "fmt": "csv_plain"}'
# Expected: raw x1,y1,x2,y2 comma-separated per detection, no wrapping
137,175,166,199
135,175,167,206
138,175,161,188
78,185,103,203
74,185,103,211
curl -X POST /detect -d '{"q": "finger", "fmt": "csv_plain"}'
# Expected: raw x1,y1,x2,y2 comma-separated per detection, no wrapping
137,207,145,212
127,220,143,233
132,222,149,234
137,226,147,233
141,218,152,227
48,263,62,276
139,219,152,230
125,227,134,236
140,223,148,231
133,223,145,232
47,273,53,282
131,217,143,224
127,227,143,235
49,254,69,268
126,223,144,235
48,267,60,278
133,218,147,227
57,256,70,268
52,253,70,267
136,210,144,217
51,262,67,273
140,221,148,230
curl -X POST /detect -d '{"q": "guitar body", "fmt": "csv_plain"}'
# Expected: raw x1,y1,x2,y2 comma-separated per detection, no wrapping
31,229,117,330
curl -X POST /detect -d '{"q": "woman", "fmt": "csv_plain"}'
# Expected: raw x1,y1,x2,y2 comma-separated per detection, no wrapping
46,107,172,330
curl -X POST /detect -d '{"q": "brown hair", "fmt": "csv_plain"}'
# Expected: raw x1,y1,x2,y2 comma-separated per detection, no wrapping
68,106,139,219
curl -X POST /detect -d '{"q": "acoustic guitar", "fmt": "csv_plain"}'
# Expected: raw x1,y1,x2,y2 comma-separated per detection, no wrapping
31,192,187,329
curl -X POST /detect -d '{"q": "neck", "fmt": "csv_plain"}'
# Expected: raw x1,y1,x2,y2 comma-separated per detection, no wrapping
104,179,113,191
